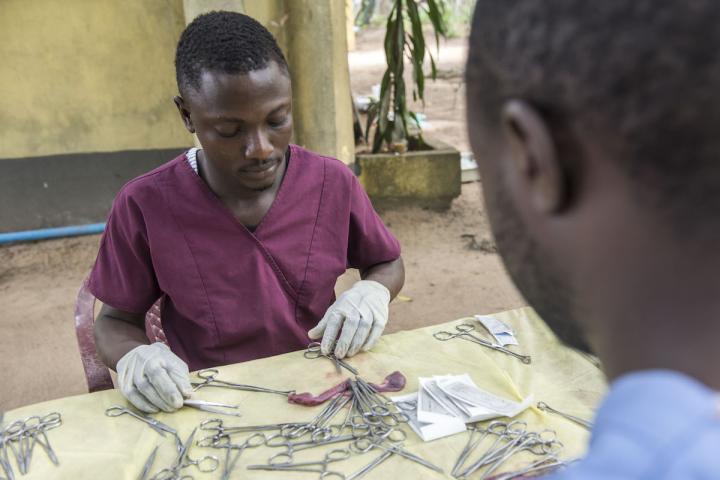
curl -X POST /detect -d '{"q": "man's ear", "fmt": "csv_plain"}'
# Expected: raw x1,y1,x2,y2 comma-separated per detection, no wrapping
173,96,195,134
501,99,566,213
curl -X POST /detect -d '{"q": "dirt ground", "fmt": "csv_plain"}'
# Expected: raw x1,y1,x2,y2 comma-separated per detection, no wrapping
0,28,524,411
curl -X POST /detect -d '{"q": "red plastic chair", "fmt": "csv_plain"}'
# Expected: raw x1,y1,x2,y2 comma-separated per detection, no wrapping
74,277,167,392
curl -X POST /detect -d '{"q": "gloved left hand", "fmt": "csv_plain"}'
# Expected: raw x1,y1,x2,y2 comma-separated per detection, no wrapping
308,280,391,358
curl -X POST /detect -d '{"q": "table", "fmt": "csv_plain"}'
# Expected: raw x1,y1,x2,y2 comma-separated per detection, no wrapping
4,307,606,479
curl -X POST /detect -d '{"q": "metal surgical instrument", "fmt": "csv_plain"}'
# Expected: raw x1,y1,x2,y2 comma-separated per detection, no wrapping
346,449,394,480
191,368,295,396
452,421,564,479
139,445,159,480
305,342,359,375
105,405,177,437
197,418,303,446
247,448,350,479
1,412,62,477
183,400,241,417
205,432,266,480
433,324,532,364
350,437,443,473
151,428,219,480
536,401,593,430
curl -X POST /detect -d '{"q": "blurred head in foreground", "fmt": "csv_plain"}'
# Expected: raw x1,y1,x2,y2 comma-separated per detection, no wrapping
466,1,720,386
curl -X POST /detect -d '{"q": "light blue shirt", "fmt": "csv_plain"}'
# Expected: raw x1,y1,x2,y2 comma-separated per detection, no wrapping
550,370,720,479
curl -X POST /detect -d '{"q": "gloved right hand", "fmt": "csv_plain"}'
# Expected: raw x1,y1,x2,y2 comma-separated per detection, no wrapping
116,342,192,413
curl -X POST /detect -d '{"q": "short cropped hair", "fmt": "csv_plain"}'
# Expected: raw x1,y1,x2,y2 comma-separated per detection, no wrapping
175,10,288,94
467,1,720,230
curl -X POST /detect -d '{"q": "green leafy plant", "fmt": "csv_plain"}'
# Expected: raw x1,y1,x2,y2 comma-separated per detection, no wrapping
365,0,448,153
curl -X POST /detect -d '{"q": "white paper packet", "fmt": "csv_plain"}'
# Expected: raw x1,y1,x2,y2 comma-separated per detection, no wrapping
434,374,534,422
475,315,519,346
391,392,466,441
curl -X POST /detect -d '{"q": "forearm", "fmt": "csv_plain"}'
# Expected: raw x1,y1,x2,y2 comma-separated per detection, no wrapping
361,256,405,299
94,305,149,371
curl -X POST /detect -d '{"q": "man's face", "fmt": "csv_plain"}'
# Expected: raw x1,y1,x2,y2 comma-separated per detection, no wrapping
177,61,293,192
466,91,593,354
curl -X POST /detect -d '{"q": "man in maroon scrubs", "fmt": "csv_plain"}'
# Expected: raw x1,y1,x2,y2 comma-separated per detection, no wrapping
89,12,404,413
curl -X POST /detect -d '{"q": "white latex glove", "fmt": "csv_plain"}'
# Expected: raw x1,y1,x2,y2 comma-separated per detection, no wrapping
308,280,391,359
116,342,192,413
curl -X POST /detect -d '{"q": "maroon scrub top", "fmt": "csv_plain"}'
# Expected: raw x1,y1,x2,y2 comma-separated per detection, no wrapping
88,145,401,370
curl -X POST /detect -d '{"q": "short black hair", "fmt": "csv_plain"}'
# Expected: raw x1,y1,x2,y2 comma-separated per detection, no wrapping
175,11,288,94
467,1,720,231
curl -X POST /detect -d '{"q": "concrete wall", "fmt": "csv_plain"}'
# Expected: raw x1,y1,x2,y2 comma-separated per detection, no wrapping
286,0,354,164
1,0,354,232
0,0,189,232
0,0,188,160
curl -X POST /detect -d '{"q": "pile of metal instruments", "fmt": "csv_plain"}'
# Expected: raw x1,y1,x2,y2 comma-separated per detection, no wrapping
147,428,219,480
452,420,565,479
0,411,62,479
196,376,443,480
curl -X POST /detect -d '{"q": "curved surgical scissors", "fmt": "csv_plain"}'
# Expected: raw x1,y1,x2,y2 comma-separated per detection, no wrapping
105,405,177,437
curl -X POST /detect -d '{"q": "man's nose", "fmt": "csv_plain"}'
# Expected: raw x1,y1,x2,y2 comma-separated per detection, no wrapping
245,129,273,160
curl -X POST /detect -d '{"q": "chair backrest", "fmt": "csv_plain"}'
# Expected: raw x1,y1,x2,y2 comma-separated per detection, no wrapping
74,276,166,392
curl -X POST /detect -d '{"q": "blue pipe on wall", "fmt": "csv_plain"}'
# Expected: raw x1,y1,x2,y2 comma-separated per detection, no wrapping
0,223,106,245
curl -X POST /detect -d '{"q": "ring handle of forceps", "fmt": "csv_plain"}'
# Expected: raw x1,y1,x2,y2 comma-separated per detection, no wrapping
269,448,350,467
350,427,406,454
105,405,132,417
104,406,164,429
432,331,460,341
199,418,224,431
196,368,220,379
186,455,220,473
304,342,324,359
191,368,219,390
455,323,476,333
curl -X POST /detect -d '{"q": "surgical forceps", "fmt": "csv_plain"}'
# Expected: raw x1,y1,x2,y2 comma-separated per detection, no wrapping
455,421,563,479
305,342,359,375
247,448,350,479
350,437,443,473
151,428,219,480
433,324,532,364
266,432,363,463
349,378,409,427
453,421,526,478
477,430,562,479
487,455,568,480
537,401,593,430
346,449,394,480
182,399,241,417
197,418,303,446
105,405,177,437
204,432,266,480
191,368,295,396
